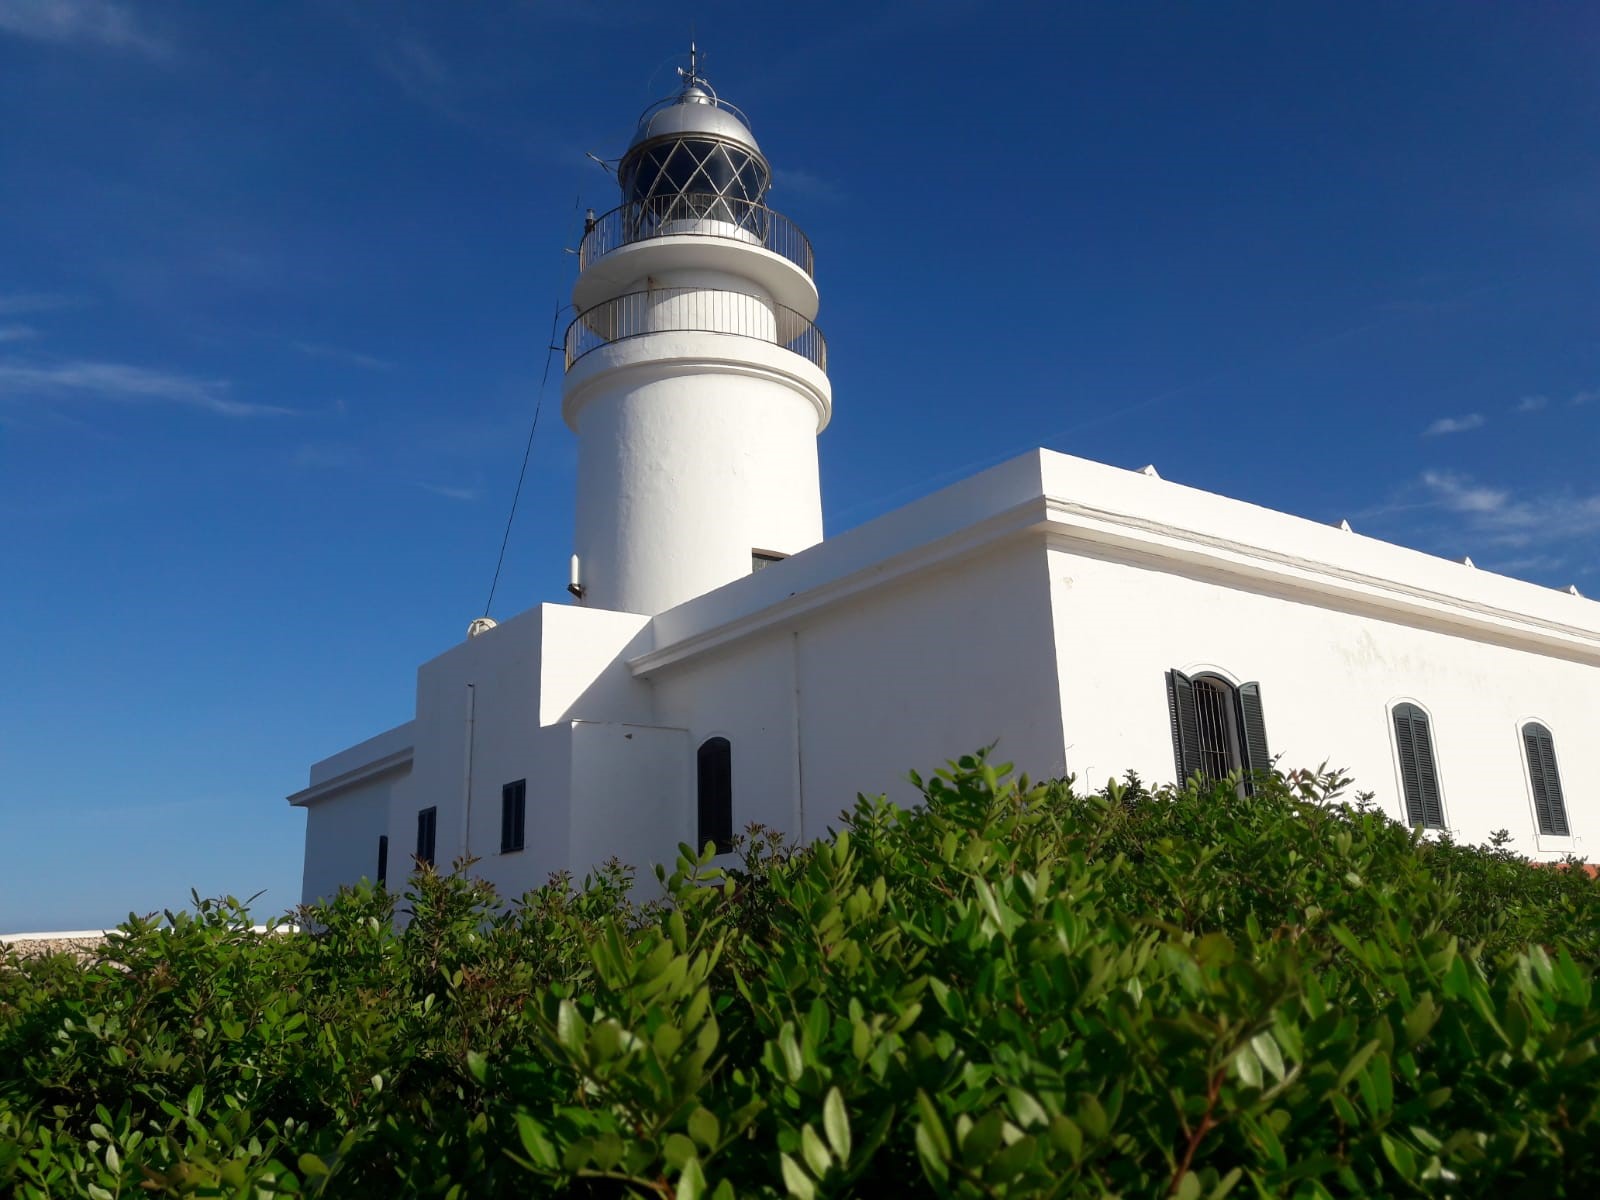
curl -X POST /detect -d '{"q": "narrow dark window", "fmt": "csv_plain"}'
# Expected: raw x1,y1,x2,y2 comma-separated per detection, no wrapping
501,779,527,853
1167,670,1270,792
1522,723,1571,837
752,550,786,573
376,835,389,885
1392,703,1444,829
416,806,437,867
1193,677,1235,782
697,736,734,854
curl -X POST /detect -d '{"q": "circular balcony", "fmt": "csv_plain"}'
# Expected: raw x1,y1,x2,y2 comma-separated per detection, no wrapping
579,194,814,278
564,287,827,374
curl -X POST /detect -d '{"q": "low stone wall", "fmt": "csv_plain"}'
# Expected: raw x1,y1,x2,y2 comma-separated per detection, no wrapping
2,926,297,963
0,931,110,960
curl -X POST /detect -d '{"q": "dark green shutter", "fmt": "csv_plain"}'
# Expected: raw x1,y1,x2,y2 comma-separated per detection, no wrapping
1524,724,1570,837
1412,714,1444,829
1393,705,1443,829
1393,706,1423,826
1236,682,1271,793
1167,670,1201,782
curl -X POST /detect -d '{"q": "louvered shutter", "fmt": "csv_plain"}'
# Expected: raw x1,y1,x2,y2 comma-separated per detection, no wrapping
1393,706,1424,826
1524,724,1570,837
1167,670,1201,782
1411,713,1444,829
1236,682,1271,794
1393,705,1443,829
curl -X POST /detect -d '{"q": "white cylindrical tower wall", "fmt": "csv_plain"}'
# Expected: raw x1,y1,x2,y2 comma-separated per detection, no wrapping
566,332,827,614
562,66,830,615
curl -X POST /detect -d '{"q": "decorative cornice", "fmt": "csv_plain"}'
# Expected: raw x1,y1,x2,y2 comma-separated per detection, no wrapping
629,483,1600,678
1039,497,1600,661
629,499,1047,676
286,746,414,808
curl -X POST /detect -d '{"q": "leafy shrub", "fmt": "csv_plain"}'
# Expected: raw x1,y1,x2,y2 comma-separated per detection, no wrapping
2,757,1597,1197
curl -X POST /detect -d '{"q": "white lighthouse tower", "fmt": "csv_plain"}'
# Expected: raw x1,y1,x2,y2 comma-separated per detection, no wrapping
563,51,831,615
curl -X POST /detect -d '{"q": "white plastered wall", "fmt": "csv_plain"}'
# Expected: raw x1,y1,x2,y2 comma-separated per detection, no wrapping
791,542,1067,839
566,333,828,615
300,772,407,906
651,632,801,847
401,603,666,899
567,721,691,892
1047,542,1596,858
650,539,1069,847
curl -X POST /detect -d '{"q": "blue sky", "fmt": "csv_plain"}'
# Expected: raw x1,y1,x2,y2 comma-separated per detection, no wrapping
2,1,1596,931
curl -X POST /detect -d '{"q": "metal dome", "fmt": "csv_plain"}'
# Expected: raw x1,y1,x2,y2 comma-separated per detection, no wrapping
627,85,763,159
617,49,772,212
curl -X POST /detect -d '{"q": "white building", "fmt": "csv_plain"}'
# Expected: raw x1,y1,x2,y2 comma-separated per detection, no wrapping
290,63,1597,905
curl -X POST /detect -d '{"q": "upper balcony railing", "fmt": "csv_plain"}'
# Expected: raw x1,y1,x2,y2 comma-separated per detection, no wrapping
565,287,827,374
579,193,815,277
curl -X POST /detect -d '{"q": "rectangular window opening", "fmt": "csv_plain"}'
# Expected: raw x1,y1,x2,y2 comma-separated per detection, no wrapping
752,550,786,573
501,779,527,854
1193,681,1233,783
416,806,437,867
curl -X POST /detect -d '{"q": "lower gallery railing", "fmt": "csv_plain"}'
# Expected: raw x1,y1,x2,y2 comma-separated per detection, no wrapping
565,288,827,373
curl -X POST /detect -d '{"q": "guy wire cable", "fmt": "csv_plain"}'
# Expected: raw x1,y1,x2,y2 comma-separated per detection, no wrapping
482,191,600,619
481,300,564,620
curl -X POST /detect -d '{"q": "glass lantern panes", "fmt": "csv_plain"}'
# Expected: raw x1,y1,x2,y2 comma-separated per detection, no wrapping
621,137,771,240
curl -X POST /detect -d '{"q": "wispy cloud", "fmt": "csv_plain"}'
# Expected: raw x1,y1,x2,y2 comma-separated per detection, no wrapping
0,0,171,58
1423,413,1485,436
1512,383,1596,410
292,341,394,372
0,324,39,343
0,291,76,316
1419,469,1600,549
0,360,290,417
1418,470,1509,515
373,33,469,124
415,482,480,502
1480,553,1566,576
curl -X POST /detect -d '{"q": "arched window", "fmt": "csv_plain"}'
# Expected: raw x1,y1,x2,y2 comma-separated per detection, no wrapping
1391,703,1444,829
697,736,733,854
1167,670,1270,791
1522,723,1571,837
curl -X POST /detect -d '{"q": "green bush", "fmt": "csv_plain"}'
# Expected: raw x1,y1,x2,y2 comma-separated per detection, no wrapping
3,757,1598,1197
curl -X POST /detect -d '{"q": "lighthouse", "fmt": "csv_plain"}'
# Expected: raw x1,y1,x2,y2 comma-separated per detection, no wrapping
563,51,831,615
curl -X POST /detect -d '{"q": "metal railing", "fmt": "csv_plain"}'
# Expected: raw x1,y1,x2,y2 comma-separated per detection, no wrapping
565,287,827,374
579,193,815,277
